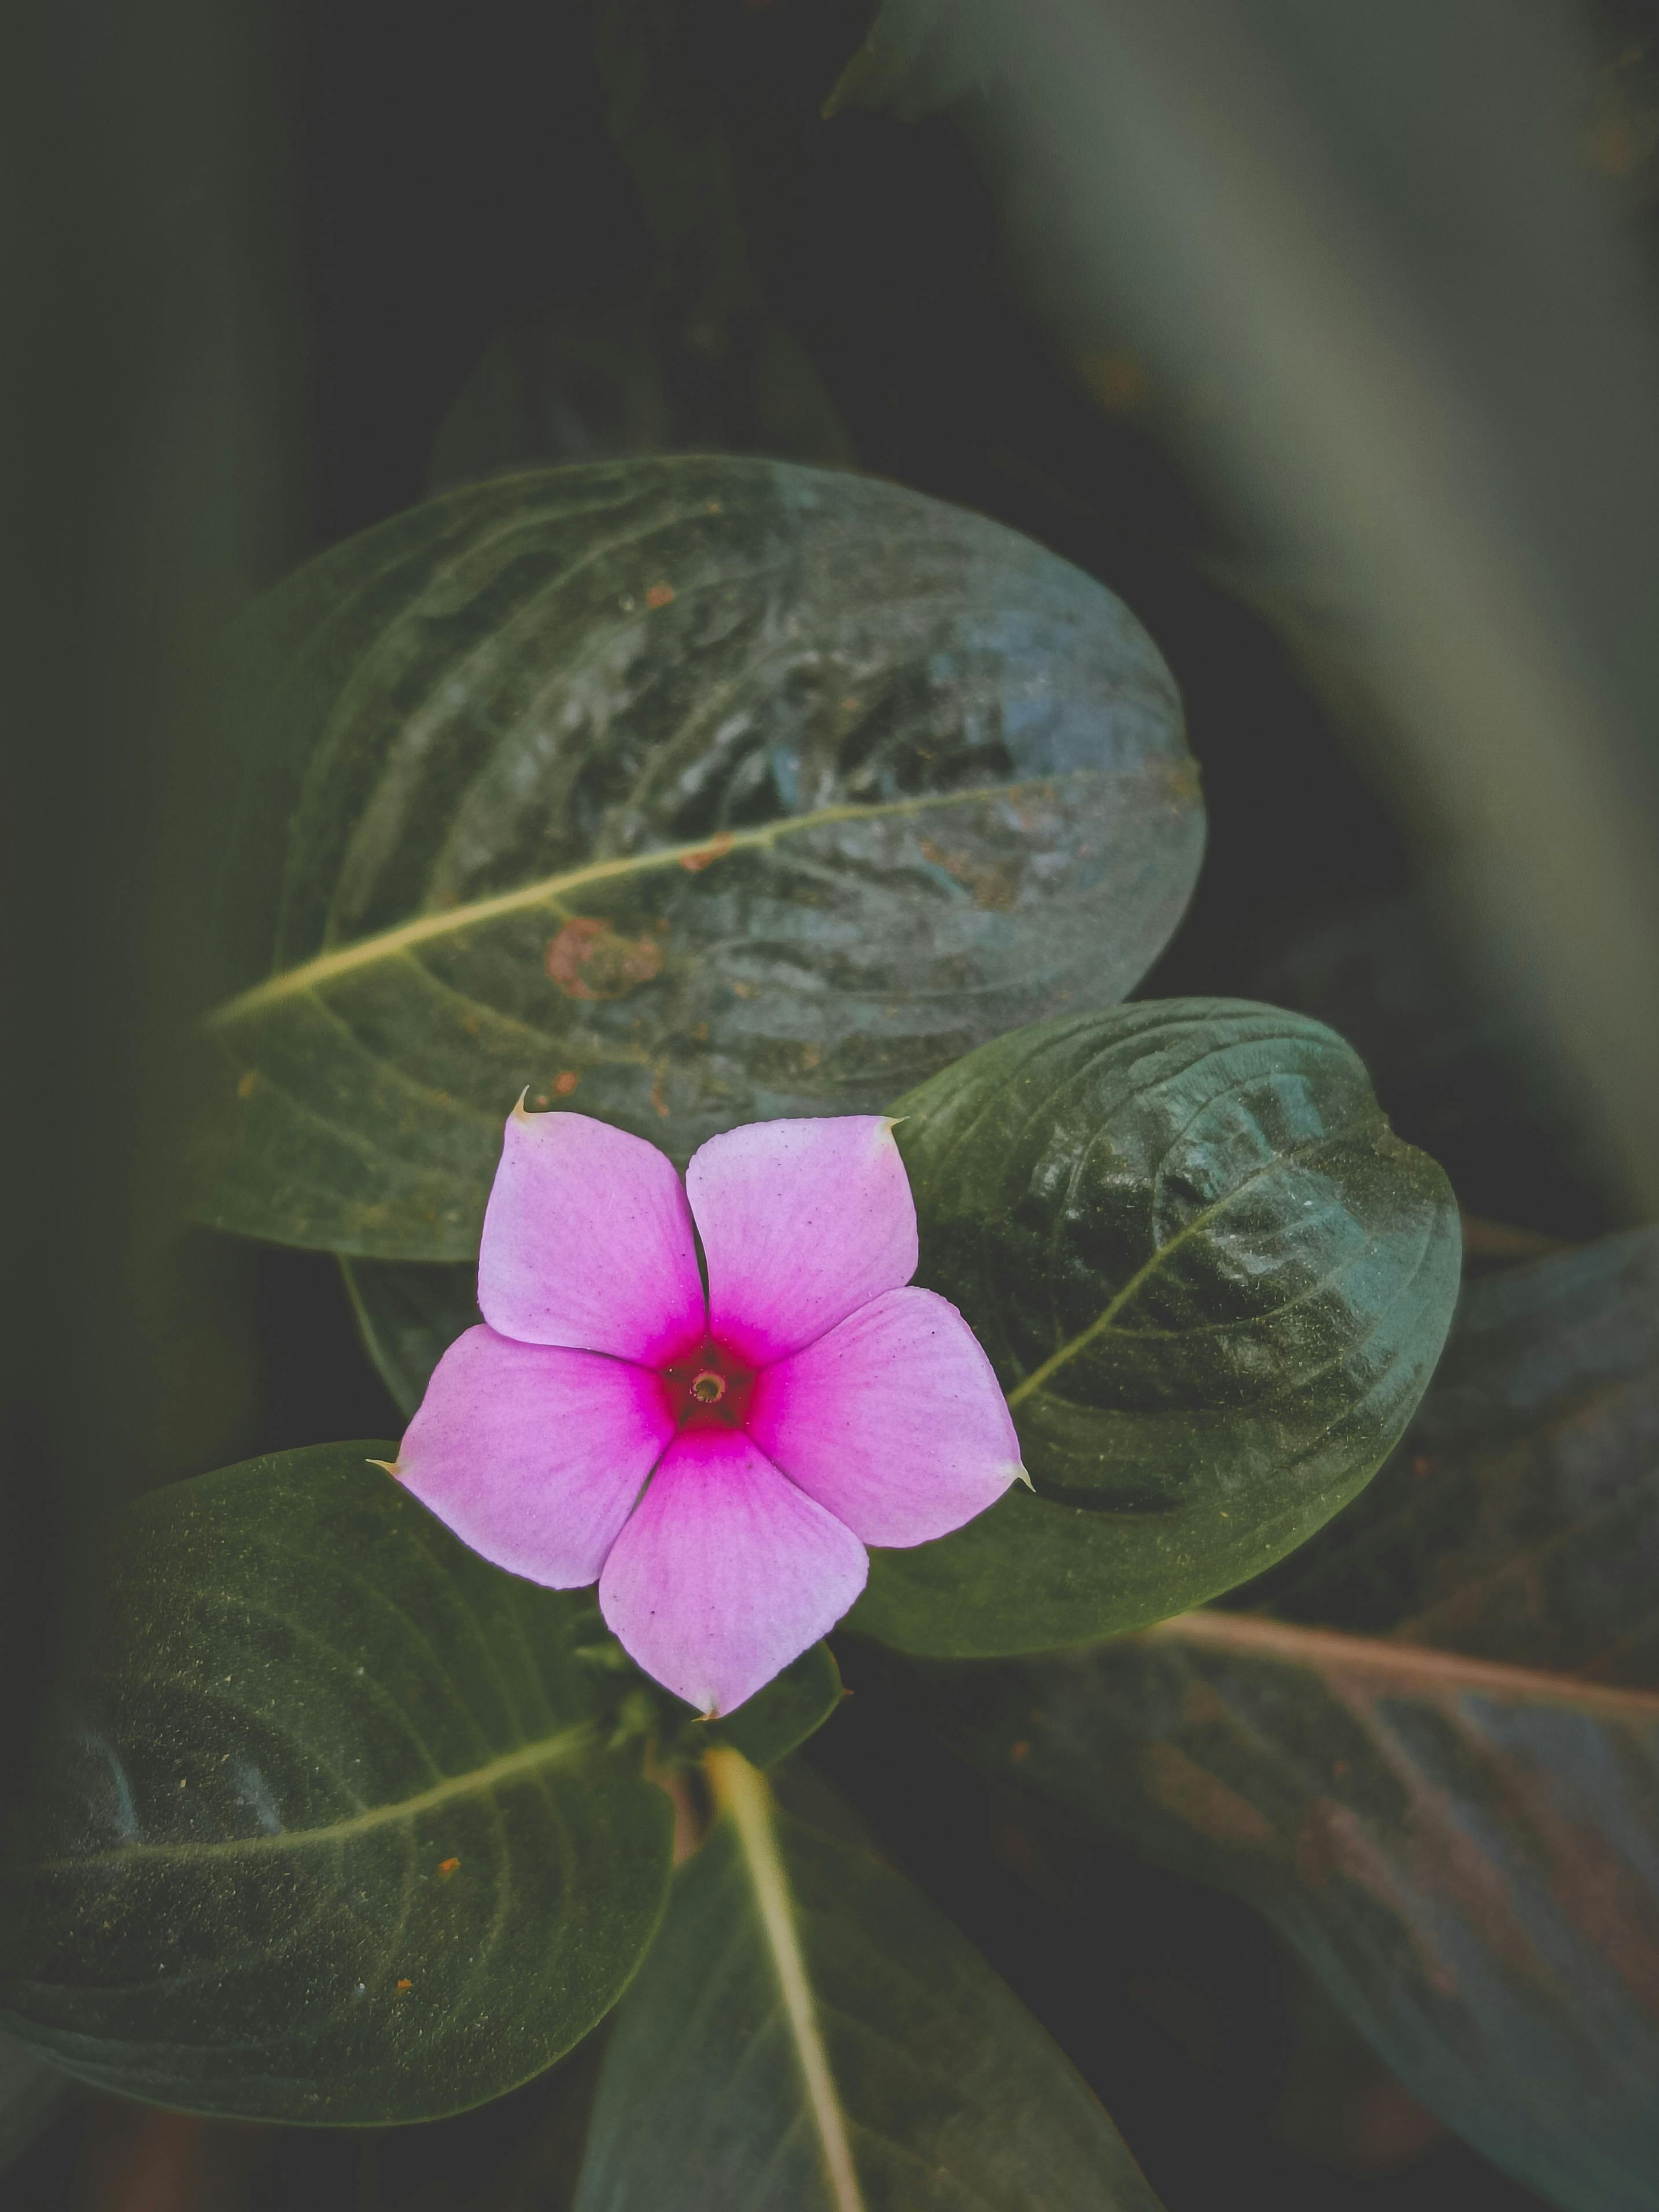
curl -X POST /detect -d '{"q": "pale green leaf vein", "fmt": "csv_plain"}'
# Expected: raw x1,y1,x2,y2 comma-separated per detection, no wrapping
207,776,1074,1029
29,1724,595,1872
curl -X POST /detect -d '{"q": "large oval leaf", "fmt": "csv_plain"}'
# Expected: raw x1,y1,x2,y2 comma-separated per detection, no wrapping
854,1001,1461,1654
192,458,1200,1259
925,1618,1659,2212
574,1753,1164,2211
0,1447,673,2122
915,1231,1659,2211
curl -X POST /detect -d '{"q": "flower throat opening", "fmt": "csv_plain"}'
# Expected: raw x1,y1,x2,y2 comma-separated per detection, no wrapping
663,1340,756,1431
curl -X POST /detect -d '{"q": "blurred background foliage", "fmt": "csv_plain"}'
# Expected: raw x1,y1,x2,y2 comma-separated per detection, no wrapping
5,0,1659,2203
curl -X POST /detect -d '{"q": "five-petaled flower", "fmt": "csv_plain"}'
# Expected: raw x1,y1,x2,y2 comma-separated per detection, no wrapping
386,1105,1022,1714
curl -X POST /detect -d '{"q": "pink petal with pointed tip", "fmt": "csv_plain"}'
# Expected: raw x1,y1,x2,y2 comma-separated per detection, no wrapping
395,1325,675,1586
597,1427,867,1715
686,1116,917,1367
478,1106,705,1363
747,1286,1022,1547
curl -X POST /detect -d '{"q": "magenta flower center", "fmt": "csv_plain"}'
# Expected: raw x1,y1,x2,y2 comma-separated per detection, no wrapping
662,1339,756,1431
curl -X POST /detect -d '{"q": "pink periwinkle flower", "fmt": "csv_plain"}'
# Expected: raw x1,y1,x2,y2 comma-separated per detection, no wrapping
388,1105,1022,1715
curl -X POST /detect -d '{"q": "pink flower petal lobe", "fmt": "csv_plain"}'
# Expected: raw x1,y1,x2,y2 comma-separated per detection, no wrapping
747,1286,1022,1546
687,1116,918,1367
597,1428,868,1715
395,1325,674,1586
478,1105,705,1363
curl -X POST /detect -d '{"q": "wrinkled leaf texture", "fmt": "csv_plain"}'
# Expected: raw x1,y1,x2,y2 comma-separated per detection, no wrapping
854,1001,1462,1654
575,1753,1164,2212
0,1448,673,2122
194,458,1200,1260
921,1231,1659,2212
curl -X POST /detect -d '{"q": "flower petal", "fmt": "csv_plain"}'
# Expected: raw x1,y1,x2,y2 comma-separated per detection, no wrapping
478,1105,705,1363
597,1428,867,1715
686,1116,917,1367
394,1325,675,1586
746,1287,1022,1547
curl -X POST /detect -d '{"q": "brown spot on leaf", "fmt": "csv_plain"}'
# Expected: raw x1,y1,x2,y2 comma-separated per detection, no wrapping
918,837,1023,912
646,581,676,609
437,1857,460,1879
236,1070,260,1099
395,1978,412,1993
545,917,666,1000
553,1070,580,1096
680,830,735,873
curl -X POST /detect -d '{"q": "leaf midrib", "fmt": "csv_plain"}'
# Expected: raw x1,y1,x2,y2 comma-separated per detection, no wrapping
205,772,1096,1029
1157,1610,1659,1717
708,1750,866,2212
28,1721,596,1872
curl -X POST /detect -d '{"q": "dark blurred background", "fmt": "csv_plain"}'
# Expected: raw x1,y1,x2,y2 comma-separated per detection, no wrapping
8,0,1659,2202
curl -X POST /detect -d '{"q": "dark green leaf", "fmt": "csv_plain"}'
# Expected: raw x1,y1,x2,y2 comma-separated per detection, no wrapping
916,1232,1659,2211
854,1001,1461,1655
1232,1226,1659,1677
0,1447,673,2123
924,1617,1659,2212
191,458,1200,1259
574,1751,1164,2211
702,1644,843,1770
342,1258,479,1420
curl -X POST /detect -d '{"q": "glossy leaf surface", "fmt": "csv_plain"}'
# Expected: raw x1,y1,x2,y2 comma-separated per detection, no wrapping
193,458,1200,1259
574,1753,1164,2211
0,1448,673,2122
854,1002,1461,1654
921,1234,1659,2212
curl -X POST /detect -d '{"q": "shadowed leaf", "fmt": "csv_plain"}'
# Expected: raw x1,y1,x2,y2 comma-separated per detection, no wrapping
925,1617,1659,2212
854,1001,1461,1654
192,458,1200,1260
574,1752,1164,2211
1234,1227,1659,1681
0,1448,672,2123
342,1257,480,1420
916,1234,1659,2211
